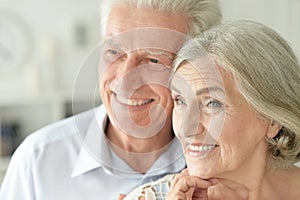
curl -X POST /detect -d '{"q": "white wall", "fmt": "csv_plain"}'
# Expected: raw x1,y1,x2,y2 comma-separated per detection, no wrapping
0,0,102,134
0,0,101,93
221,0,300,59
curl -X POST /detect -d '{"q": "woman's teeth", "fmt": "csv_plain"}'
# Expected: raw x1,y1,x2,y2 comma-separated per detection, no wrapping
189,144,216,152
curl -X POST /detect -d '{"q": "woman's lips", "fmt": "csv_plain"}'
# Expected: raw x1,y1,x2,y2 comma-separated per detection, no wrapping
187,143,218,157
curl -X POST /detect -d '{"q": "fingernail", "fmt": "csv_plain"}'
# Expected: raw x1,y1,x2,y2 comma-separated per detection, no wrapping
209,178,219,185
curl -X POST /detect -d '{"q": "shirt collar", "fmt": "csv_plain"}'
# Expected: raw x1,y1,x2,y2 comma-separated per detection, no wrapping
71,106,107,177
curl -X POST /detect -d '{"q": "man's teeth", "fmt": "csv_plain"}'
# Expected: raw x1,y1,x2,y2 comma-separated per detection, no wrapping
189,144,215,152
117,96,153,106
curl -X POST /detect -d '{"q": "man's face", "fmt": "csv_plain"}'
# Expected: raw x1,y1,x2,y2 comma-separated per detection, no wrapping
99,4,188,138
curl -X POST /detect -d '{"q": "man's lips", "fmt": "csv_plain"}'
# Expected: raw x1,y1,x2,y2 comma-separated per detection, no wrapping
115,93,154,106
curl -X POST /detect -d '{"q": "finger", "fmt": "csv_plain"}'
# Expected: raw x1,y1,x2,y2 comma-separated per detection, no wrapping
172,169,219,188
179,179,190,193
208,178,219,185
166,190,187,200
182,176,214,189
171,169,190,187
169,174,219,200
118,194,126,200
170,176,210,197
181,168,189,174
192,188,209,199
173,175,219,190
167,186,206,200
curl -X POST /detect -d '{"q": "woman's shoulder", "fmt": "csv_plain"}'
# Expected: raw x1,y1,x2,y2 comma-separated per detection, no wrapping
124,174,176,200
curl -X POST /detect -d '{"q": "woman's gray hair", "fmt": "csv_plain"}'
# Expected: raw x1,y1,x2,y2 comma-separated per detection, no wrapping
99,0,222,39
174,20,300,169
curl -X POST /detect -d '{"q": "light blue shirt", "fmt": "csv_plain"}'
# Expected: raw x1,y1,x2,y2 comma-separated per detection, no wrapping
0,105,185,200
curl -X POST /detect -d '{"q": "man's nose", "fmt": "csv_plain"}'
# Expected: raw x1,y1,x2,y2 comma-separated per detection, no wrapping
117,51,142,76
114,51,149,94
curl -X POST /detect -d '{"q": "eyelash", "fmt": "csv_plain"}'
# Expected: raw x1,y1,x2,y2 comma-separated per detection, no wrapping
174,95,186,106
103,48,123,62
173,95,225,113
106,49,116,54
104,49,162,65
202,99,224,113
149,58,159,63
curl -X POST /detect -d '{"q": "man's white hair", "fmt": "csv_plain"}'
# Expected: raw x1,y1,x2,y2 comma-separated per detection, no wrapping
99,0,222,39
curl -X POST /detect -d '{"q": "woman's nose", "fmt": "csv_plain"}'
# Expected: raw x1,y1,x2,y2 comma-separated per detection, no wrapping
181,108,207,139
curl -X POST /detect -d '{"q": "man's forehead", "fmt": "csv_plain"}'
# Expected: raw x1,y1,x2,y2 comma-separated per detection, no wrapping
106,3,189,34
104,28,188,53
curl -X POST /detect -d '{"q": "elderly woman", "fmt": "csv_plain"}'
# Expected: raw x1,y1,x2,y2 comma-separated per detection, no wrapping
123,20,300,200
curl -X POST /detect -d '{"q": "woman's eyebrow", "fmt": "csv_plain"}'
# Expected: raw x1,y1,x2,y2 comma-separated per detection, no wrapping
195,86,224,95
171,86,181,94
171,86,224,95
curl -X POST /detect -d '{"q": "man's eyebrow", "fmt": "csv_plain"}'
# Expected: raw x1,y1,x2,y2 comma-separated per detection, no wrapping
143,49,174,59
104,41,173,59
105,39,125,50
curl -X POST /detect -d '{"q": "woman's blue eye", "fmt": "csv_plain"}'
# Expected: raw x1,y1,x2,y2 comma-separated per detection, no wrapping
150,58,159,63
174,96,186,106
207,100,222,108
203,99,224,113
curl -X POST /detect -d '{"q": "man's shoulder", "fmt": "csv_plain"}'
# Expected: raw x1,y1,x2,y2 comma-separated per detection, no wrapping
17,106,106,157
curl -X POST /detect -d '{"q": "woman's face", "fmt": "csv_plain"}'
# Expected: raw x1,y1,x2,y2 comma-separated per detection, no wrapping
171,60,271,179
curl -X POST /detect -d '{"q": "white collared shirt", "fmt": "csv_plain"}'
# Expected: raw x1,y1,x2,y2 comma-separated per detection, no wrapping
0,105,185,200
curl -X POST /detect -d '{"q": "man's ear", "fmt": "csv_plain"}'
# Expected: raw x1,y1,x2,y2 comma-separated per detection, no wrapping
266,120,282,138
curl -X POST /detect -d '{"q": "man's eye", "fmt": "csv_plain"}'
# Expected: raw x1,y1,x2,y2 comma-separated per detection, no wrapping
108,49,118,55
150,58,159,63
103,49,123,62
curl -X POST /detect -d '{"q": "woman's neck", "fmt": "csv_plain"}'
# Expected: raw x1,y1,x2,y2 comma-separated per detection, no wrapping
208,142,273,199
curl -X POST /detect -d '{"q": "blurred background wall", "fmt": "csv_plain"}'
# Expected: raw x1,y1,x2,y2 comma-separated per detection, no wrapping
0,0,101,182
0,0,299,184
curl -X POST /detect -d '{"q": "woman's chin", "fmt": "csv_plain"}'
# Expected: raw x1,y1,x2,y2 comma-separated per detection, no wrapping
187,165,212,179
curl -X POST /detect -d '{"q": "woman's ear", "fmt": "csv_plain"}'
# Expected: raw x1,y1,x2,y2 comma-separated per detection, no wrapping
266,120,282,138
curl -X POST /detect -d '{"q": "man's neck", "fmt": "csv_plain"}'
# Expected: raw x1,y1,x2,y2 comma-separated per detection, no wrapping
105,120,174,153
105,120,174,173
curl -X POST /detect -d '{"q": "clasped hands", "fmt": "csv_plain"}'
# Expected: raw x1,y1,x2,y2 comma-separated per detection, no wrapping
165,169,219,200
118,169,219,200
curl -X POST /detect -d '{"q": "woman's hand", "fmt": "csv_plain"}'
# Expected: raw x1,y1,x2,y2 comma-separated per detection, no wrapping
118,194,126,200
166,169,219,200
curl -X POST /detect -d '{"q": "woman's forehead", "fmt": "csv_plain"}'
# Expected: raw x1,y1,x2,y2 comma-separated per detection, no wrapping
174,61,238,97
176,61,223,85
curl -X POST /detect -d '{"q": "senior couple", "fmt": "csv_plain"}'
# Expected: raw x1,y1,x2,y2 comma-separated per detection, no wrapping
1,0,300,199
